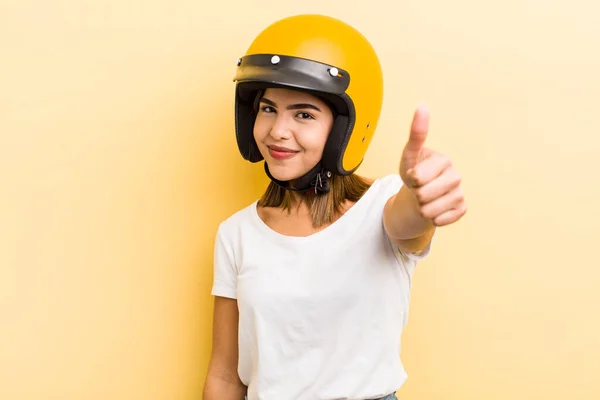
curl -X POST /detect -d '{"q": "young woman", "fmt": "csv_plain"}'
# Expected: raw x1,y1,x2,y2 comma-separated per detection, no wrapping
203,14,466,400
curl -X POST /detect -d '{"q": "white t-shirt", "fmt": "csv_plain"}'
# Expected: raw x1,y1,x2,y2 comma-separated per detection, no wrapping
211,174,432,400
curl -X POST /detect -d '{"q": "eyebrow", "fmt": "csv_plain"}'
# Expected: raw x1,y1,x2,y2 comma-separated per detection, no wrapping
259,97,322,112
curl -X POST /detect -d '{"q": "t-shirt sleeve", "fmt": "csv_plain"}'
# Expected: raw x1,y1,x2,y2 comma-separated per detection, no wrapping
381,173,434,261
211,224,238,299
401,234,434,261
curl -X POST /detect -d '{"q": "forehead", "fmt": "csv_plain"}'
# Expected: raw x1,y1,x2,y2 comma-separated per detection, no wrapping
262,87,326,105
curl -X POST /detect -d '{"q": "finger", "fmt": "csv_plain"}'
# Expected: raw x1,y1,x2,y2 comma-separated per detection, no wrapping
418,186,465,220
414,167,462,204
410,152,452,187
403,103,430,157
402,171,421,189
432,203,468,226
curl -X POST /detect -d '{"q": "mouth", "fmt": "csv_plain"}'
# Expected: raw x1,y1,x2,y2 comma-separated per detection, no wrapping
267,145,299,160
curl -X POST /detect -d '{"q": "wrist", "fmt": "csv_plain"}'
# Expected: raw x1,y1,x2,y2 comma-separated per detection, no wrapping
385,186,434,241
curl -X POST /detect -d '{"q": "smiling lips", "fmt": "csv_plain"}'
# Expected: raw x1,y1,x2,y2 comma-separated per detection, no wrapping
268,145,299,160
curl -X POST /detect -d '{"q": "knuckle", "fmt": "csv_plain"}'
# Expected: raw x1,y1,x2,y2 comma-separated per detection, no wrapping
455,203,467,219
433,216,447,226
453,190,464,204
447,168,461,184
411,171,422,185
453,173,462,185
453,185,464,198
421,208,435,220
439,153,451,166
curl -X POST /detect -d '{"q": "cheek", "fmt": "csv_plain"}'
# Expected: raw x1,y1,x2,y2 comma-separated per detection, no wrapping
252,118,268,143
299,128,329,154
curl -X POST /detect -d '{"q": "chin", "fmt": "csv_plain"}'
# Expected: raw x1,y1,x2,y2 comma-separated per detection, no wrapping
266,166,299,182
265,162,306,182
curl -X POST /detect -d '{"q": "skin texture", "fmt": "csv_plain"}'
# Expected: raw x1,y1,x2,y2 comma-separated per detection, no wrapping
252,88,335,184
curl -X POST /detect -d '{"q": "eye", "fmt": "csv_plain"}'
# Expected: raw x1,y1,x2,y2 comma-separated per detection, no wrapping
297,112,314,120
260,106,275,113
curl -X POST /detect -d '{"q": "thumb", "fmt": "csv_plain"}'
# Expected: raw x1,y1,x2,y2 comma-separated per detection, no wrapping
403,103,430,157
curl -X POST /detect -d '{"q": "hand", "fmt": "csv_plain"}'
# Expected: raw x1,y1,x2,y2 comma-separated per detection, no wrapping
399,104,467,226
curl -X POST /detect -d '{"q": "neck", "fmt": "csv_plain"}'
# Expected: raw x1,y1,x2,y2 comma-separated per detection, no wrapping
288,189,305,208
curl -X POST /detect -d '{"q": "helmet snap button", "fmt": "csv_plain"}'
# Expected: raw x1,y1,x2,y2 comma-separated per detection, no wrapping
271,55,280,64
329,67,339,77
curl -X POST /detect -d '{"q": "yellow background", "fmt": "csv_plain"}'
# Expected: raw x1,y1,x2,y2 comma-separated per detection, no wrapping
1,1,599,399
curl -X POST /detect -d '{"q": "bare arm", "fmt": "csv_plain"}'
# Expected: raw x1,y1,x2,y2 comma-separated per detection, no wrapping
385,104,466,254
383,186,436,254
203,296,247,400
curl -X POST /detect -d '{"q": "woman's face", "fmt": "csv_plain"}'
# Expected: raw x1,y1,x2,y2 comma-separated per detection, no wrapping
253,88,334,183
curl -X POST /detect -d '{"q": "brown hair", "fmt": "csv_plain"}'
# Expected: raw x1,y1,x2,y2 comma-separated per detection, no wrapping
258,174,372,228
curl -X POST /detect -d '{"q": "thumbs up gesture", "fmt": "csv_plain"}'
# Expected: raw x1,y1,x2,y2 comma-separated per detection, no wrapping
399,104,467,227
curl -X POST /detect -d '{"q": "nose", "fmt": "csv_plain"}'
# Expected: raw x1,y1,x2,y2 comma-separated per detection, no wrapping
269,114,293,140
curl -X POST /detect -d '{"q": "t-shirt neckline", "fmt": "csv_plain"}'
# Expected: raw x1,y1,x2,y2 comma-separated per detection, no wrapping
249,176,385,244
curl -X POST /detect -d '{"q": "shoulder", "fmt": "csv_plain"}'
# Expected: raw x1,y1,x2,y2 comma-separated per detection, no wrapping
360,173,404,205
372,173,403,195
216,201,258,240
338,173,403,224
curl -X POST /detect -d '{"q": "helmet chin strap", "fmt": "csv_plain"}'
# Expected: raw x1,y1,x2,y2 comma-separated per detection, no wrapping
264,161,332,195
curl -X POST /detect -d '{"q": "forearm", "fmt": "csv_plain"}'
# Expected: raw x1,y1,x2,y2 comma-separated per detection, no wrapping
383,185,436,253
203,374,247,400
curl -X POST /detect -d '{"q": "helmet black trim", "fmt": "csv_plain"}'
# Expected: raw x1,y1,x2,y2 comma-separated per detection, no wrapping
233,53,360,184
